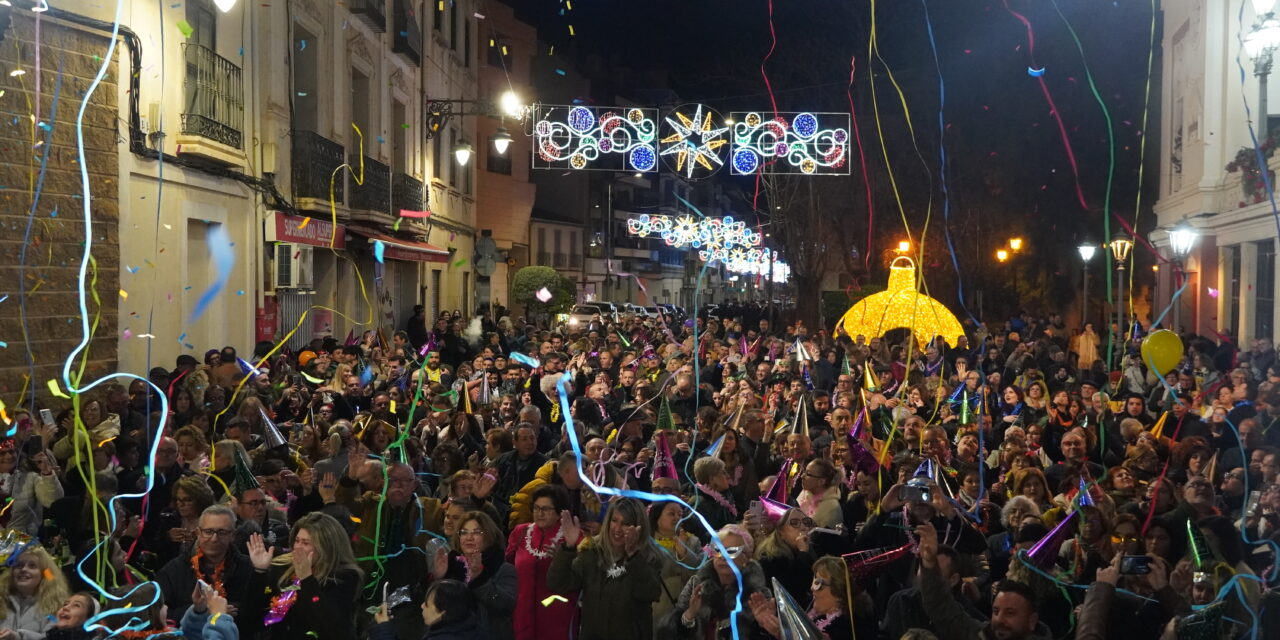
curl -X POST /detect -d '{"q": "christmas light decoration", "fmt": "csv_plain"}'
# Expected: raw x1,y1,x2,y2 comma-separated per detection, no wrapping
659,104,729,179
625,213,788,283
532,104,658,172
834,257,964,347
729,111,851,175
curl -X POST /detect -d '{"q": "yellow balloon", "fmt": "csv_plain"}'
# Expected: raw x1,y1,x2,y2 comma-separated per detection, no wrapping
1140,329,1184,376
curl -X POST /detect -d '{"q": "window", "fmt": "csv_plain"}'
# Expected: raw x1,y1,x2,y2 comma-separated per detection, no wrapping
392,100,408,174
450,0,458,50
537,228,547,264
432,131,443,182
448,128,458,186
187,0,217,51
1258,240,1276,340
487,147,511,175
464,156,472,194
487,38,511,69
463,20,471,67
433,0,443,31
1230,246,1242,339
291,25,318,131
570,230,580,258
350,68,372,153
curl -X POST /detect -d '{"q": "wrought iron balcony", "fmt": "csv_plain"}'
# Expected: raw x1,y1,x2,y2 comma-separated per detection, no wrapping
569,255,583,269
392,172,426,215
349,155,391,213
292,131,345,202
181,43,243,149
537,251,551,266
392,0,423,66
348,0,387,33
554,253,567,268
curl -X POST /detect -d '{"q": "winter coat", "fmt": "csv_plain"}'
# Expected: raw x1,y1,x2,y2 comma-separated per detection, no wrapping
154,547,255,618
652,533,700,630
180,605,240,640
443,546,516,640
0,594,53,640
335,476,445,590
508,461,602,530
546,541,661,640
242,564,362,640
798,486,842,530
51,414,121,464
659,561,772,640
0,468,63,536
505,523,577,640
369,614,493,640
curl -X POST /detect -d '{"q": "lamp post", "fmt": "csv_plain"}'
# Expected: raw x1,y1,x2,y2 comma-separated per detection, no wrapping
1110,231,1134,360
1246,2,1280,135
1168,220,1200,334
1078,242,1097,329
425,90,529,161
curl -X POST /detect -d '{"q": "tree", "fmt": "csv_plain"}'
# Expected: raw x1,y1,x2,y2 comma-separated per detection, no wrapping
511,266,577,317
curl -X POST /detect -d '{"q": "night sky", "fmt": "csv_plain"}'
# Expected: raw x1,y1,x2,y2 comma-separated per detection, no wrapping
507,0,1160,314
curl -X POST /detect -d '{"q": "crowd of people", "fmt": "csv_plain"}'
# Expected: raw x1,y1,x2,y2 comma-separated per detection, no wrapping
2,303,1278,640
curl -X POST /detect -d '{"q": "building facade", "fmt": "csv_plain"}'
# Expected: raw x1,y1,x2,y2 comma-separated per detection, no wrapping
1154,0,1280,345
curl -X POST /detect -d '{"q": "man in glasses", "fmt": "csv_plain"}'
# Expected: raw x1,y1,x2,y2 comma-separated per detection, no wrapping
155,504,253,621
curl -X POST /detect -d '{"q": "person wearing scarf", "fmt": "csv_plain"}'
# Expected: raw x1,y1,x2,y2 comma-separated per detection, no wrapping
505,486,576,640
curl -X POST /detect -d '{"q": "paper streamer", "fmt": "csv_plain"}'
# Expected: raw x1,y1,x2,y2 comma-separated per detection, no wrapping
399,209,432,218
190,224,235,321
510,352,540,369
373,240,385,264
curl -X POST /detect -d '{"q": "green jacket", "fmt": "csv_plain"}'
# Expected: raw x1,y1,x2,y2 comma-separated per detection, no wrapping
546,542,661,640
335,477,445,585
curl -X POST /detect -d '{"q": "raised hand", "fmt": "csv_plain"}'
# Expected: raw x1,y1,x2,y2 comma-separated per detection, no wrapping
347,446,370,481
191,582,209,613
683,583,704,624
292,549,313,580
247,532,274,572
473,470,497,500
915,522,939,569
318,472,338,504
299,468,315,496
1096,551,1121,586
206,592,229,617
558,510,582,547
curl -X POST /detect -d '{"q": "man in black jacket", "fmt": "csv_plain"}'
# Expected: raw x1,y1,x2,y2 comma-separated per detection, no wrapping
155,505,254,625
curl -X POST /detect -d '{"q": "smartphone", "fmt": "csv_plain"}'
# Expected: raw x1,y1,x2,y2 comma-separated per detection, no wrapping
39,409,54,426
1245,490,1262,517
1119,555,1152,575
900,485,930,503
196,578,212,593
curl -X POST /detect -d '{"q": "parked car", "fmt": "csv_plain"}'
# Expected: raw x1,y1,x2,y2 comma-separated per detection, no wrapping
567,305,605,329
579,301,617,321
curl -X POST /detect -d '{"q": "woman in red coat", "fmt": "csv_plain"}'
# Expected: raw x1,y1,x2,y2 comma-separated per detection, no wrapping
505,484,578,640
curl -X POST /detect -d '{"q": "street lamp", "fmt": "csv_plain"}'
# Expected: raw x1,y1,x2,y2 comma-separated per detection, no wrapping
1168,220,1199,333
1009,237,1024,252
1078,242,1097,329
995,249,1009,262
1110,232,1134,351
1246,6,1280,132
897,240,911,254
490,127,512,155
453,140,473,166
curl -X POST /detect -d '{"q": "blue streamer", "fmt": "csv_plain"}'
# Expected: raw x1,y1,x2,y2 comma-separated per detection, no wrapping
374,239,386,263
189,224,236,321
921,0,980,325
554,375,747,639
510,352,540,369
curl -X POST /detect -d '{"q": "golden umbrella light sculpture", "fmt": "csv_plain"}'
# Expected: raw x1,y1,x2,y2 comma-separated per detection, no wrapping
834,257,965,348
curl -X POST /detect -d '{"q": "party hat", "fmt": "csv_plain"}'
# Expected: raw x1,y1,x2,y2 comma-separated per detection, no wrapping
771,577,826,640
845,432,882,476
841,352,852,377
793,338,812,363
343,329,356,346
727,404,745,433
913,458,937,482
232,447,260,495
237,357,263,380
478,373,493,405
764,459,792,505
760,497,792,526
656,394,676,431
863,361,880,393
1149,411,1168,440
704,432,727,459
258,405,289,450
1076,478,1096,508
960,390,972,425
789,399,810,437
463,380,474,414
842,543,914,583
1022,509,1078,569
652,431,678,481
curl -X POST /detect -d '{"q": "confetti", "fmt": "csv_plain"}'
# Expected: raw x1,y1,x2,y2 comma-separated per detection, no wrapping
46,380,70,399
122,329,132,339
393,218,403,231
399,209,432,218
237,289,245,295
1027,67,1045,77
373,240,385,264
191,225,236,321
298,217,312,229
541,595,568,606
118,289,128,300
535,287,552,303
299,39,307,51
176,19,194,38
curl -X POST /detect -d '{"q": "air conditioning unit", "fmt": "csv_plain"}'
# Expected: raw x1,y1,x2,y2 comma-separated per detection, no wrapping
273,243,314,290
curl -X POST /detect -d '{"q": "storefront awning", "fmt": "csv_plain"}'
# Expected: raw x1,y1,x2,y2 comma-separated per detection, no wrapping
350,227,451,263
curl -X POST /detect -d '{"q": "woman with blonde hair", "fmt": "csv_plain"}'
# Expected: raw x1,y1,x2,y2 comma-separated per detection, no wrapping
0,546,69,639
245,512,362,640
547,497,661,640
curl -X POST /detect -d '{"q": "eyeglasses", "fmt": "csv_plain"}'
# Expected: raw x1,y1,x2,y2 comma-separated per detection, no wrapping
532,505,557,514
242,500,267,507
785,517,815,529
811,577,830,591
198,528,234,539
459,528,485,537
1111,535,1139,545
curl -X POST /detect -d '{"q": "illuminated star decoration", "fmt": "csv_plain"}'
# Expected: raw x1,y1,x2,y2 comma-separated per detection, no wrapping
659,104,729,179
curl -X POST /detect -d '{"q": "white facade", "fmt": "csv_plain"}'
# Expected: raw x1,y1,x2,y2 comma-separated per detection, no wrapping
1154,0,1280,343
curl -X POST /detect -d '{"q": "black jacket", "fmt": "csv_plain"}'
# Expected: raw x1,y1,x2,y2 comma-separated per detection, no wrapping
243,564,363,640
155,546,254,622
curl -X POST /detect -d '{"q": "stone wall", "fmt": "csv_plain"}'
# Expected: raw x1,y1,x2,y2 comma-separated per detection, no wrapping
0,10,120,411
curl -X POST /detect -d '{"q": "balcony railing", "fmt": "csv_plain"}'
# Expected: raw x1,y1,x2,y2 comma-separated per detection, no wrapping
292,131,346,202
553,253,567,267
349,155,392,213
348,0,387,32
392,0,423,66
536,251,551,266
392,172,425,215
181,43,243,149
569,254,583,269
